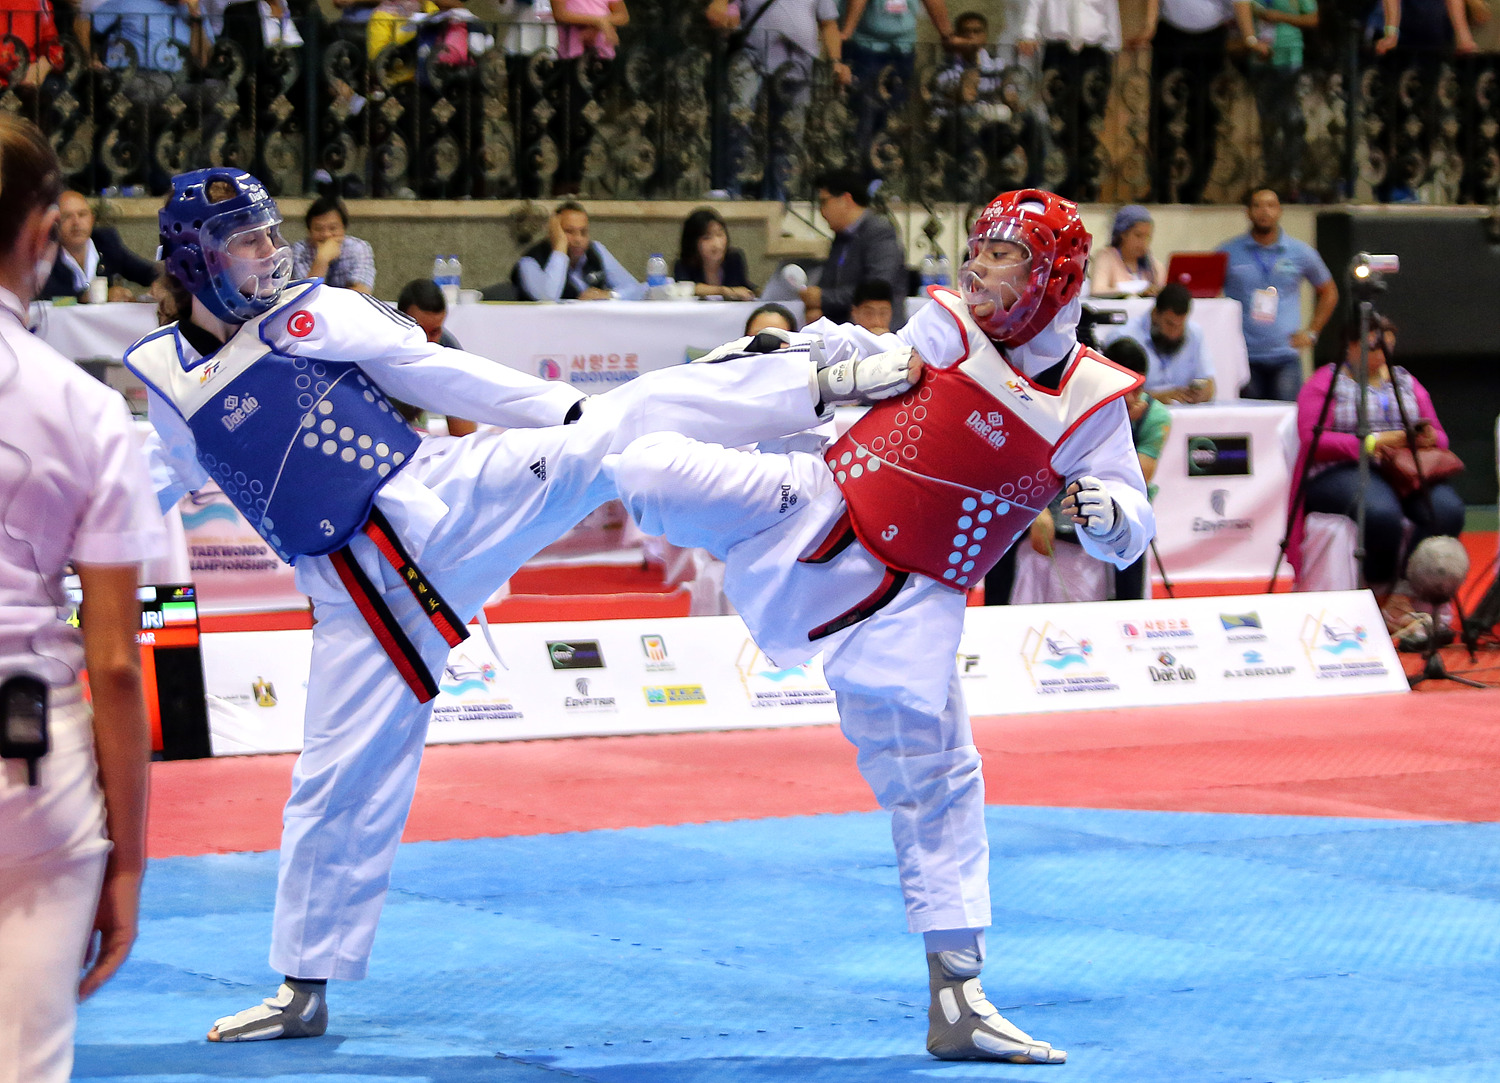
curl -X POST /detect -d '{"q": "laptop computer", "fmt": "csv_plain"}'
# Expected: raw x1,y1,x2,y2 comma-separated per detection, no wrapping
1164,252,1229,298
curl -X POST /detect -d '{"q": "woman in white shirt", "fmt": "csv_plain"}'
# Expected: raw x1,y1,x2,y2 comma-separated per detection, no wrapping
1089,203,1167,296
0,115,167,1083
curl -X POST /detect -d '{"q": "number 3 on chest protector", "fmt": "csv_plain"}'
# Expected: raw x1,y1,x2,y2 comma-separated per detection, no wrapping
321,519,335,537
882,524,899,541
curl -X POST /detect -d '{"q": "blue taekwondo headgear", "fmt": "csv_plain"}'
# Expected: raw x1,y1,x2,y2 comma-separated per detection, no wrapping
160,168,293,323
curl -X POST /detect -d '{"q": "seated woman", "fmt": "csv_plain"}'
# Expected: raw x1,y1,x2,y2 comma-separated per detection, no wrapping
1292,318,1465,643
675,207,756,300
1089,204,1166,298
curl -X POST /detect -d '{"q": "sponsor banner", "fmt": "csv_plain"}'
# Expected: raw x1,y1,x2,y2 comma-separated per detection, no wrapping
959,589,1407,716
1151,402,1298,582
200,592,1404,755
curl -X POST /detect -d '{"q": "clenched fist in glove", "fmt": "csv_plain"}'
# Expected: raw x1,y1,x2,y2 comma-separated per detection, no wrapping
816,347,923,409
1060,476,1119,538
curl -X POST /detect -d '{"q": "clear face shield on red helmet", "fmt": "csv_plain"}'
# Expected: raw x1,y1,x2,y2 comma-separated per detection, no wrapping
200,201,293,320
959,204,1055,341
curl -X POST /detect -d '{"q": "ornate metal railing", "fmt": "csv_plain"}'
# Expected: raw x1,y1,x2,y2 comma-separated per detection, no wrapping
3,5,1499,207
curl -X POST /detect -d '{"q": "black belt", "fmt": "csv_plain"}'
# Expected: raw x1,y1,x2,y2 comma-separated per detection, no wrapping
798,511,910,642
327,506,469,703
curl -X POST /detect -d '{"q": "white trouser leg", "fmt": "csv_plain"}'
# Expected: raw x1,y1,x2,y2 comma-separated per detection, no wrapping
0,700,108,1083
612,432,820,557
835,668,990,933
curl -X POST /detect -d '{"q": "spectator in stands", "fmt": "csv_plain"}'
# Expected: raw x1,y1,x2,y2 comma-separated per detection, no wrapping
1291,318,1464,644
728,0,849,199
1119,282,1216,403
1015,0,1124,201
839,0,954,171
88,0,209,77
674,207,756,299
799,169,907,328
397,277,462,349
744,302,797,335
40,190,158,302
849,277,894,335
394,278,477,436
1132,0,1260,203
0,0,63,86
1089,204,1165,297
291,196,376,293
1246,0,1317,200
511,201,644,301
1218,187,1337,400
554,0,627,59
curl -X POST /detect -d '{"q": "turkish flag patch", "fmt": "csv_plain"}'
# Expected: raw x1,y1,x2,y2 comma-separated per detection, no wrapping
288,310,316,338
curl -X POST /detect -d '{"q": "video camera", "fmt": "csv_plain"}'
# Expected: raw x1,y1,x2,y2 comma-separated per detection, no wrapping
1078,304,1127,350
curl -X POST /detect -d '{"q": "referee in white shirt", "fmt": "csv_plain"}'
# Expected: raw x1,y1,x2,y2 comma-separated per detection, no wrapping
0,115,168,1083
1135,0,1257,202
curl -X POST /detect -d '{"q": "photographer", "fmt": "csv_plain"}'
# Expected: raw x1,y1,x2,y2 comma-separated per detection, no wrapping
1290,317,1464,643
0,115,165,1082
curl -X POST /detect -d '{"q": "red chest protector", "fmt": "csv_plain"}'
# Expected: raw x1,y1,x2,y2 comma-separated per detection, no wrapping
817,289,1142,602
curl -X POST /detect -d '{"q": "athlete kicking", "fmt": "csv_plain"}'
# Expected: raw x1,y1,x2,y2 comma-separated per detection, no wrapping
127,167,920,1042
612,190,1154,1063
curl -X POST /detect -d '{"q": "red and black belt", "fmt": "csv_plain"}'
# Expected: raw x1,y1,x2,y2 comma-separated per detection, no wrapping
798,508,910,642
327,506,469,703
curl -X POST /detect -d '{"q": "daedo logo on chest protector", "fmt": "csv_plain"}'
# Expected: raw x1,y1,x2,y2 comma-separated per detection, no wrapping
964,409,1007,451
221,393,261,432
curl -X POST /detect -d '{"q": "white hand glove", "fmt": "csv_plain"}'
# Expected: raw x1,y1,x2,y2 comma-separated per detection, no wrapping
1061,475,1118,538
816,347,922,408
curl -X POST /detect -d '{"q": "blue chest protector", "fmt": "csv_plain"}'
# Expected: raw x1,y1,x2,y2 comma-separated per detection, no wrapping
126,295,421,564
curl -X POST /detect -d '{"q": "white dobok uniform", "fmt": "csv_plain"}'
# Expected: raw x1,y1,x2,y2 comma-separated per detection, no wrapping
134,282,823,980
614,293,1154,936
0,288,167,1083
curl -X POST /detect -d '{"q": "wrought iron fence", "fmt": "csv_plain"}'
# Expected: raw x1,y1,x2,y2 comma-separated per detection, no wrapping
4,4,1499,207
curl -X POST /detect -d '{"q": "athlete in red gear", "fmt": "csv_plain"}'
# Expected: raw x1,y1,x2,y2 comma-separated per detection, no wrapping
613,190,1154,1062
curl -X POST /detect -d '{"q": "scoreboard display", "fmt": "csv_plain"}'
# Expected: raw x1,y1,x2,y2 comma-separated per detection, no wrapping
65,580,212,760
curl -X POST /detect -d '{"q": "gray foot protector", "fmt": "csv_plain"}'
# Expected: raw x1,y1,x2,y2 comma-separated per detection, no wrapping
925,954,1066,1063
208,981,328,1042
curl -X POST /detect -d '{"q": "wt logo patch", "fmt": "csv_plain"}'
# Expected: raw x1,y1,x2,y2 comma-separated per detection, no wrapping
287,310,316,338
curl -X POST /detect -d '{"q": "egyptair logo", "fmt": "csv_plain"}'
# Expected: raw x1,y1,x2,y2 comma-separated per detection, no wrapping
1211,489,1228,517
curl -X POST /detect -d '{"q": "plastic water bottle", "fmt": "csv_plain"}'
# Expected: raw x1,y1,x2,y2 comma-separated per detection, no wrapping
934,252,953,288
432,254,446,287
646,253,670,292
440,255,459,306
449,253,463,298
920,253,937,289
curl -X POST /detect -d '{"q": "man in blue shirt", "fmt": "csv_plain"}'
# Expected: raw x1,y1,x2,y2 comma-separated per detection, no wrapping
511,202,645,302
1216,187,1338,401
1118,282,1215,402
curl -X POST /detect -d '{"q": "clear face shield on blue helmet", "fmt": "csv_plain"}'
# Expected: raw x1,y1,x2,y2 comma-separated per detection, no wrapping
200,201,293,320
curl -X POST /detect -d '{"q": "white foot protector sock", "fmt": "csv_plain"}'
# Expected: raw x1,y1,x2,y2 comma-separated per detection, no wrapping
925,953,1066,1064
208,980,328,1042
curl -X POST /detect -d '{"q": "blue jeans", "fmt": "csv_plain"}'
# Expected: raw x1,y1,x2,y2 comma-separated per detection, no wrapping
1303,463,1466,584
1243,358,1303,402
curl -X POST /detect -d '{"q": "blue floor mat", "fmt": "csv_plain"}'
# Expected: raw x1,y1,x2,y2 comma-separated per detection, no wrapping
74,807,1500,1082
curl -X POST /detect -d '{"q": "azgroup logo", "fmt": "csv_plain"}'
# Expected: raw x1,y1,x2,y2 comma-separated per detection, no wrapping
1223,648,1295,679
644,684,707,706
